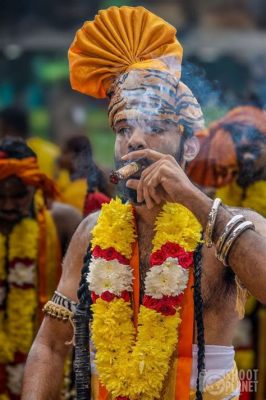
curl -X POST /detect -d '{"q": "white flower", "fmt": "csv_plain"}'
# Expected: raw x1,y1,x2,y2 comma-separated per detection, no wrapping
0,286,6,305
6,363,24,395
144,257,189,299
8,262,36,286
87,257,133,295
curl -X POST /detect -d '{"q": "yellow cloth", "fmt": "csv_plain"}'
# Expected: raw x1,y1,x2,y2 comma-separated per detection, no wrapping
28,137,60,179
69,6,183,98
61,178,87,212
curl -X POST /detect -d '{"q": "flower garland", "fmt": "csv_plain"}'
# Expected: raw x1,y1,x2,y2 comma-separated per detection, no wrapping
87,198,201,399
0,219,38,364
216,180,266,217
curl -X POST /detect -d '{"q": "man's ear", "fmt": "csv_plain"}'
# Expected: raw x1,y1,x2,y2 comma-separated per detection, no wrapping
183,136,200,162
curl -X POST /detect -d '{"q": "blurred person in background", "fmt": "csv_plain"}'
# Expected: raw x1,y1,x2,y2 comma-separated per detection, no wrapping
0,107,60,179
188,105,266,400
57,134,111,215
0,137,81,399
188,106,266,215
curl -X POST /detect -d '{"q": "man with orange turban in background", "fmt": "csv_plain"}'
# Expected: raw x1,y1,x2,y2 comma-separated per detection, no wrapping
188,106,266,400
0,137,81,399
188,106,266,216
22,7,266,400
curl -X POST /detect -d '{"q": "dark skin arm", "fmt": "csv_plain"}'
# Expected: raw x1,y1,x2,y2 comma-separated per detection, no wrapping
22,213,98,400
124,149,266,304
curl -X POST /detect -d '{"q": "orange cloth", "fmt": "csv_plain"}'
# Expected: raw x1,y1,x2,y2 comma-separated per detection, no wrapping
69,6,183,98
0,157,59,199
188,106,266,188
176,269,194,400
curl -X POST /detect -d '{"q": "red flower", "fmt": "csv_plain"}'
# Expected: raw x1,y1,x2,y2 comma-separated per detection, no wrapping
178,252,193,269
116,397,129,400
91,292,99,303
161,242,181,258
120,291,130,302
150,249,167,266
92,246,129,265
101,291,116,302
143,294,183,316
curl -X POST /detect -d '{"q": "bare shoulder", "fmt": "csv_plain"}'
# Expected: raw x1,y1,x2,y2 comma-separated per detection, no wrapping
230,207,266,237
56,211,100,302
51,201,82,227
51,202,82,251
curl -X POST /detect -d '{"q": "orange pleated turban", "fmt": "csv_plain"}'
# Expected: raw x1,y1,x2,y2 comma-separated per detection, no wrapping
187,106,266,188
0,156,59,199
69,6,183,99
69,6,205,133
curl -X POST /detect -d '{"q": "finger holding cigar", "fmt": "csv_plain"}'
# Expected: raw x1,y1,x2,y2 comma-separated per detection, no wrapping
109,157,150,184
119,149,196,209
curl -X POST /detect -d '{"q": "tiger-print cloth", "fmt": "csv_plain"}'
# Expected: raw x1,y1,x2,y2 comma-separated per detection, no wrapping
108,68,205,134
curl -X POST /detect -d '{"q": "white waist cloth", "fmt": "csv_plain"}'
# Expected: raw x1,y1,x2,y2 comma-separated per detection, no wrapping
190,344,240,399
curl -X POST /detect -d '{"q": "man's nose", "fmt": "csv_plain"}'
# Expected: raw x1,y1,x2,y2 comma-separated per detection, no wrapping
128,128,147,152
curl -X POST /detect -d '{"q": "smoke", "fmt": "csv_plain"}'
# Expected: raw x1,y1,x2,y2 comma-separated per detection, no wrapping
181,60,222,108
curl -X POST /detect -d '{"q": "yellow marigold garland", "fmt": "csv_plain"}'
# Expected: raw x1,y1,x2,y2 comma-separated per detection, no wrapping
90,199,201,399
92,299,181,399
0,218,38,364
0,234,6,281
152,203,202,252
91,198,136,259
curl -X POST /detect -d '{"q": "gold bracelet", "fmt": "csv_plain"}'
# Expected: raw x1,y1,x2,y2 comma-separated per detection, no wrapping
43,301,74,322
205,198,222,248
219,221,255,266
215,214,245,261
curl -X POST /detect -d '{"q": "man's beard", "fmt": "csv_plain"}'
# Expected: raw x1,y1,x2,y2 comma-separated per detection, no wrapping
236,145,263,188
237,160,263,187
114,157,150,204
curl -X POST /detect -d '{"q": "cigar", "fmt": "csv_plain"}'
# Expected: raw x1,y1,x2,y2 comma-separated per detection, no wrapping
110,161,142,184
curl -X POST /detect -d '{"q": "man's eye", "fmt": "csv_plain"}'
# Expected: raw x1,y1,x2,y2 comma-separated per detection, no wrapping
117,127,131,135
149,126,164,134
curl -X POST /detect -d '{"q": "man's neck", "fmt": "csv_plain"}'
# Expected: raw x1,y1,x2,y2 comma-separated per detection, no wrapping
133,203,163,228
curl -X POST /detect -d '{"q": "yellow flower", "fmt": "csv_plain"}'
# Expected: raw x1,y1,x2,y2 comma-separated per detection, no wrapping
92,300,181,399
9,218,38,261
243,181,266,217
216,180,266,217
91,198,136,259
0,218,39,364
7,288,37,354
216,182,243,207
0,234,6,281
152,203,202,252
0,312,14,363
